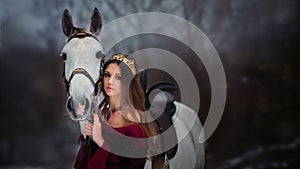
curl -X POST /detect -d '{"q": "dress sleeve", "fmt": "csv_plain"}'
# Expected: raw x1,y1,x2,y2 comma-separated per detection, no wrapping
85,142,111,169
74,135,100,169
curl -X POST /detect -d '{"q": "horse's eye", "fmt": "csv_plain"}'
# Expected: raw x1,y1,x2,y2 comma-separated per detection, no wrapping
96,51,105,59
61,53,67,60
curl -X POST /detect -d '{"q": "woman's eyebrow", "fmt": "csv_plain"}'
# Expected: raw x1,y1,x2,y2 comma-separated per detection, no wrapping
115,73,122,76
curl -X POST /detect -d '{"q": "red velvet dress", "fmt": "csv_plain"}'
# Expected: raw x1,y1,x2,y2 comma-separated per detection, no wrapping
74,122,148,169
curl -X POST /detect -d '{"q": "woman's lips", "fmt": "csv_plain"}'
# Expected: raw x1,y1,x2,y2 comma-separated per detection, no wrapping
106,86,113,90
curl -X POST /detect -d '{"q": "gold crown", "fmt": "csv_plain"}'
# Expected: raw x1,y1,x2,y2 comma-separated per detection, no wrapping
109,53,136,75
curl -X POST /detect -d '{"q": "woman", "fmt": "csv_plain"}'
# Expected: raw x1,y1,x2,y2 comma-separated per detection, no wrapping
74,53,159,169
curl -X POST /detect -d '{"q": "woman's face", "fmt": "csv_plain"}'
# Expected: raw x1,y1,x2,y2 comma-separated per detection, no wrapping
103,63,122,98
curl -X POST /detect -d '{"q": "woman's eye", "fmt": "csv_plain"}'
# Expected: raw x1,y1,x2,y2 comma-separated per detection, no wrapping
104,72,110,77
115,75,122,80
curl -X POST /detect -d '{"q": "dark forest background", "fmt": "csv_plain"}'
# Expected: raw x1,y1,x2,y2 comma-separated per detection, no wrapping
0,0,299,169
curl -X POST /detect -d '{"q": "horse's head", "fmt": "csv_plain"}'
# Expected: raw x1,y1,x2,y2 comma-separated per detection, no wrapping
61,8,104,122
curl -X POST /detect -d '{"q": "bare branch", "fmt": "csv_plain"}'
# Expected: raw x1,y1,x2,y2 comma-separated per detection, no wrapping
106,0,123,16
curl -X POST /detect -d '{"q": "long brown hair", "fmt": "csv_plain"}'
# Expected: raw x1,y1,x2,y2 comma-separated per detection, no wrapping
99,54,159,138
99,54,163,167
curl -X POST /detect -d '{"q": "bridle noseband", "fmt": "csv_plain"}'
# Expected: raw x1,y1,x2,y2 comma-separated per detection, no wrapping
62,31,105,97
62,67,103,97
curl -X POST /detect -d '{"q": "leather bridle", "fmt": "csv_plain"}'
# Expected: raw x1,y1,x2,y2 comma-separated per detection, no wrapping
61,32,105,97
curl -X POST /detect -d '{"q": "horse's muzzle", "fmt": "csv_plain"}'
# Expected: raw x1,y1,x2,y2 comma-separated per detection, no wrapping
66,97,90,121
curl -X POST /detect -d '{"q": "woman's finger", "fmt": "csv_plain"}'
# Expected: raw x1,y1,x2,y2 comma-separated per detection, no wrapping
84,122,92,127
83,125,91,131
83,126,92,132
92,113,104,146
83,122,93,136
93,113,99,122
83,128,92,136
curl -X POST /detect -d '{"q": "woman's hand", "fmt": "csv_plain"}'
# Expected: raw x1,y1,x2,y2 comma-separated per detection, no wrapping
77,104,92,139
92,113,105,147
82,121,93,139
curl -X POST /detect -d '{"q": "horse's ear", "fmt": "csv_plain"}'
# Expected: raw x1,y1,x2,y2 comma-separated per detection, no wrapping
90,7,102,35
62,9,74,37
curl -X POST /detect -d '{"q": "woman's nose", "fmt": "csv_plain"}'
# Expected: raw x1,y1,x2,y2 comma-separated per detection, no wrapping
108,76,113,84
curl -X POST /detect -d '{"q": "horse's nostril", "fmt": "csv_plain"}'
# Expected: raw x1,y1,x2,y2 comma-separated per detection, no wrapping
84,98,93,122
67,97,76,118
85,98,90,111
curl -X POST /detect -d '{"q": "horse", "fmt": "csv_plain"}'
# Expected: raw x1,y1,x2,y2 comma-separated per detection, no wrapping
60,8,205,169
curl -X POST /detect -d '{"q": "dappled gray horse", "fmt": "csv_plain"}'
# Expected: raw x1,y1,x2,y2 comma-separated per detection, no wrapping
60,8,205,169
